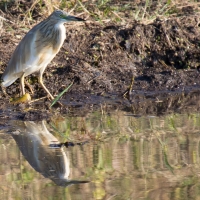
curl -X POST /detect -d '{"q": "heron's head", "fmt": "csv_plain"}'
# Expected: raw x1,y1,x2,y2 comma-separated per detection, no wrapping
50,10,85,22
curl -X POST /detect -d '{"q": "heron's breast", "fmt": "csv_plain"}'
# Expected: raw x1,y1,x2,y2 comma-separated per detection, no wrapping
23,47,55,76
37,48,55,66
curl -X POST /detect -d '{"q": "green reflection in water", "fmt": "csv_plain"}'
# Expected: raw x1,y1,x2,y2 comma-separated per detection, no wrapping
0,111,200,199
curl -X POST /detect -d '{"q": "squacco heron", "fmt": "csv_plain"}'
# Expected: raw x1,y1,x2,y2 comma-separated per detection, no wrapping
1,10,84,100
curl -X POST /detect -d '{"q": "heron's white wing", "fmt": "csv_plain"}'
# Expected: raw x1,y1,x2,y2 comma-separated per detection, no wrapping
2,26,56,87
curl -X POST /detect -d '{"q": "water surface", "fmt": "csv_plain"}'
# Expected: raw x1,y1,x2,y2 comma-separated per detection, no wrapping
1,110,200,199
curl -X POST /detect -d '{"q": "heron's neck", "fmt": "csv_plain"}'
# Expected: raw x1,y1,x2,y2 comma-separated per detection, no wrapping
39,19,66,51
55,22,66,47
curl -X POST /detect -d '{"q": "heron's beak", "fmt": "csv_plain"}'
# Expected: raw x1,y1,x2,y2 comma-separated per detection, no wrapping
64,15,85,22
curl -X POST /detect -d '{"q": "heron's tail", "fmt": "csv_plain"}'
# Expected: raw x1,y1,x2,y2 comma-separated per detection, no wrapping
1,74,17,87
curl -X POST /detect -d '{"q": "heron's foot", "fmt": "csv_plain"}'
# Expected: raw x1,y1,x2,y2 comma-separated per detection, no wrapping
10,93,31,104
25,80,34,94
57,101,63,107
49,96,63,107
50,99,63,107
29,96,63,107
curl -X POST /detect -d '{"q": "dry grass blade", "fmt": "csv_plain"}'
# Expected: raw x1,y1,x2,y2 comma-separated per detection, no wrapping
0,15,14,24
77,0,90,14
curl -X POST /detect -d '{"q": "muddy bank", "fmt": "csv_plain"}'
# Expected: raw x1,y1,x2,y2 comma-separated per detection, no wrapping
0,3,200,120
0,89,200,121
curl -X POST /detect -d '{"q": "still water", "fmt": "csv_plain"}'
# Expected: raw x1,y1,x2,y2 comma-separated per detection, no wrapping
1,109,200,200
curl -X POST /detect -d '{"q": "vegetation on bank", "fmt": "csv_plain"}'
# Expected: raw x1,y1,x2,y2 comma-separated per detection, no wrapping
0,0,199,25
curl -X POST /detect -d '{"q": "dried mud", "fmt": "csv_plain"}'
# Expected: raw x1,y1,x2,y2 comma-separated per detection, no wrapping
1,4,200,120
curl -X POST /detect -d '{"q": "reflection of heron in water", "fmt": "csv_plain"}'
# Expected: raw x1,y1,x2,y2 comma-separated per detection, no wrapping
11,121,89,187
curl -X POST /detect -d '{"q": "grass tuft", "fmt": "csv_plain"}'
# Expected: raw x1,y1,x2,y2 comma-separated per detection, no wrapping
50,81,74,107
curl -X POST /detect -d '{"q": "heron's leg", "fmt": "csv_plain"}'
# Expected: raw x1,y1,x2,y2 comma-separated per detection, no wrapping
20,72,25,96
25,79,34,94
38,74,54,100
1,85,8,97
